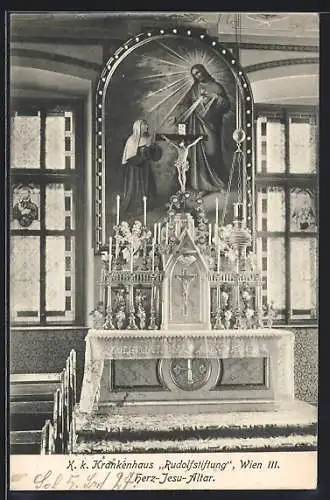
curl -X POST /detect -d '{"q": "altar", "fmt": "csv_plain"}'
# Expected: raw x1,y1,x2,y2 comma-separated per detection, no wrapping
79,328,294,412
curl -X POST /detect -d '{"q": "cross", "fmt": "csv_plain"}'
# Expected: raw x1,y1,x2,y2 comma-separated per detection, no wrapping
175,268,198,317
156,127,206,193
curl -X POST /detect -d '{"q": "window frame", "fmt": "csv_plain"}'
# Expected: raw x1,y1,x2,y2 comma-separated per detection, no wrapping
255,103,318,326
10,97,86,327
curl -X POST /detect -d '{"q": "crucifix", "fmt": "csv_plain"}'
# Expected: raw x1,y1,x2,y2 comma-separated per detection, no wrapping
156,126,206,193
175,268,198,317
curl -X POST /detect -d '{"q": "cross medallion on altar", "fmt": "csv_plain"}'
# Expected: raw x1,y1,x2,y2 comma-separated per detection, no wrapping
175,268,198,317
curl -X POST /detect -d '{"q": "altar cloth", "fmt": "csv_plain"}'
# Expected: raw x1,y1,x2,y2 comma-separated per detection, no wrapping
79,329,295,412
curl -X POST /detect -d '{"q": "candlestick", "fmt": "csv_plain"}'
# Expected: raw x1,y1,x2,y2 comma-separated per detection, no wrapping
130,241,134,273
116,195,120,226
165,223,169,246
151,240,155,271
214,223,218,245
153,223,157,244
158,223,161,244
215,197,219,228
143,196,147,226
108,237,112,272
208,224,212,245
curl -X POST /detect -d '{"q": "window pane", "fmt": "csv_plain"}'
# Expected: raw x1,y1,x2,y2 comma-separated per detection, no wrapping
290,187,317,232
289,118,317,174
45,184,75,231
257,117,285,173
11,236,40,322
45,115,65,169
11,184,40,230
11,114,41,169
290,238,317,319
257,186,285,232
45,112,75,170
45,236,75,322
257,237,286,319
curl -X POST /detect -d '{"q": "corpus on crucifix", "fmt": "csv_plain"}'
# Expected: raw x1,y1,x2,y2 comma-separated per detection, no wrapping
156,128,205,193
175,268,198,317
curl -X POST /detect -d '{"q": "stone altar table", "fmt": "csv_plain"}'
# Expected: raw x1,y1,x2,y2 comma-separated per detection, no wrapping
79,328,294,413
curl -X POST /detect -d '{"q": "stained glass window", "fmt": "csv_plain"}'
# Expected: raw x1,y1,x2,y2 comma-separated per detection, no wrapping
290,238,317,320
256,116,285,173
289,117,317,174
11,236,40,322
11,114,41,169
256,106,318,324
290,187,317,232
11,184,40,231
257,186,285,232
11,102,82,326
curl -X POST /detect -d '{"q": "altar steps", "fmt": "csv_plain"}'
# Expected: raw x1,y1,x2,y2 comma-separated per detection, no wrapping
74,400,317,454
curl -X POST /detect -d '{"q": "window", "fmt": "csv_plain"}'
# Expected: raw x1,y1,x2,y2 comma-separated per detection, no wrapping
255,105,318,325
10,100,85,325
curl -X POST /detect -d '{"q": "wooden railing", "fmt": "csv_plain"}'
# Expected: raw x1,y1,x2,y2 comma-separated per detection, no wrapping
40,350,77,455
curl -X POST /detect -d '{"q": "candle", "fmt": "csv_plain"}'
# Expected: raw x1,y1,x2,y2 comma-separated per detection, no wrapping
215,197,219,228
158,223,161,244
214,223,218,244
116,195,120,226
151,240,155,271
217,244,221,271
130,241,134,273
153,223,157,244
143,196,147,226
165,223,169,245
234,203,239,219
108,237,112,272
208,223,212,245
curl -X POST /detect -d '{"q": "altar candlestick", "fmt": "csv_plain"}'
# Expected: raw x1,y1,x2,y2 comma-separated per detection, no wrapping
214,223,218,244
108,237,112,272
158,223,161,244
143,196,147,226
215,197,219,228
116,195,120,226
217,243,221,271
234,203,239,220
130,241,134,273
208,224,212,245
165,223,169,245
153,223,157,244
151,240,155,271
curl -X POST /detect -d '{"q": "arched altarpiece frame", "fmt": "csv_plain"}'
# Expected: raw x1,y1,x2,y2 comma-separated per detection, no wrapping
94,27,255,253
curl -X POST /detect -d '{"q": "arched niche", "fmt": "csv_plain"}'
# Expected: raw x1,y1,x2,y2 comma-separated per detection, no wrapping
94,28,255,253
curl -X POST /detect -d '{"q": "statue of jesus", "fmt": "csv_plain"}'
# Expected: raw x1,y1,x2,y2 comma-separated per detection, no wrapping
161,135,203,193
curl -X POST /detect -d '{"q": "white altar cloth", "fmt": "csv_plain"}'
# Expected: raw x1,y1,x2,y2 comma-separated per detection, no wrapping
79,329,295,412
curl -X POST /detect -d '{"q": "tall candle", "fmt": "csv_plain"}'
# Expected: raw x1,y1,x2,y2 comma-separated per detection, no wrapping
234,203,239,219
217,244,221,271
130,241,134,273
151,240,155,271
116,195,120,226
108,237,112,272
143,196,147,226
208,223,212,245
153,223,157,244
165,223,169,245
158,223,161,244
215,197,219,228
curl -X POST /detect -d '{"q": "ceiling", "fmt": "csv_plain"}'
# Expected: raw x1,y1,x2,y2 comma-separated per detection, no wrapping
10,12,319,45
